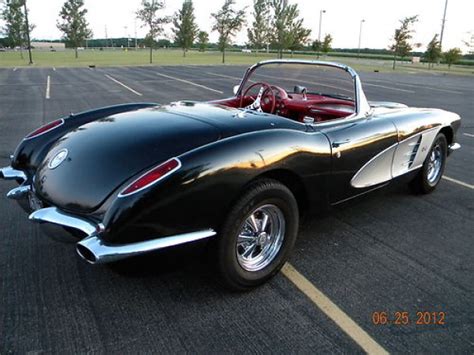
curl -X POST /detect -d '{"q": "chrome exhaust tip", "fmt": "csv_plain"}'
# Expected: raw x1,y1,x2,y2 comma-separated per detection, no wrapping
76,243,99,264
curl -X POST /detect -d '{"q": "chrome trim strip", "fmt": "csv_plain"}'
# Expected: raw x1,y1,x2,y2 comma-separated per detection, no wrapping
448,143,461,152
6,185,31,199
76,229,217,264
0,166,27,182
29,207,101,236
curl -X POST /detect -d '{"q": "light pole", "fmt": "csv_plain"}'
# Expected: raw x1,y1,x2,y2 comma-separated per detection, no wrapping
124,26,128,49
439,0,448,50
358,19,365,59
318,9,326,43
134,18,138,50
317,9,326,58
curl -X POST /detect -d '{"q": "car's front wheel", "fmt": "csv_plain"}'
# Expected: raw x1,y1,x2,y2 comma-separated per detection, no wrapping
216,179,299,290
409,133,447,194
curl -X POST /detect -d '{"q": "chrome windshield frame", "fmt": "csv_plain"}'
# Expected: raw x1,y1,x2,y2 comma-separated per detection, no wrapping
235,59,371,119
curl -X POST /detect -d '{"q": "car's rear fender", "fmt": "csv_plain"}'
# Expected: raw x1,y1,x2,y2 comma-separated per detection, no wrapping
100,129,332,244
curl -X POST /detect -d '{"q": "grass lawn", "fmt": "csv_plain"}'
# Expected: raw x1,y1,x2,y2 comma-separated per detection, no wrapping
1,48,472,75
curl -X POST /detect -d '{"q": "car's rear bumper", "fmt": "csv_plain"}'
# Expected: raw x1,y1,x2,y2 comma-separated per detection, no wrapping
28,207,216,264
2,165,217,263
0,166,27,182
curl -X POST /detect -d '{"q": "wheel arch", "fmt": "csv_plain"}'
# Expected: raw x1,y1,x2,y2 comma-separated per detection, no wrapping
251,169,309,216
439,126,453,145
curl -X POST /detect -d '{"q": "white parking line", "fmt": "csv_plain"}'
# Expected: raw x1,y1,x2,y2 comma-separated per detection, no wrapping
463,133,474,138
366,79,462,94
45,75,51,99
156,72,224,94
363,82,415,93
206,71,257,84
282,263,389,355
53,67,56,71
13,67,17,72
442,176,474,189
206,72,241,81
105,74,142,96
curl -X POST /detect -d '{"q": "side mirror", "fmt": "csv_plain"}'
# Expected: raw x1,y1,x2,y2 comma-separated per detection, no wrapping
233,85,240,95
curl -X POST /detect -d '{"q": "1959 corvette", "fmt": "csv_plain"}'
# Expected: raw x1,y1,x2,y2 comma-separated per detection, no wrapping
0,60,461,289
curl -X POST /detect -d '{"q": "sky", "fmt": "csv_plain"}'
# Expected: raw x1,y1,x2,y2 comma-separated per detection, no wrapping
13,0,474,52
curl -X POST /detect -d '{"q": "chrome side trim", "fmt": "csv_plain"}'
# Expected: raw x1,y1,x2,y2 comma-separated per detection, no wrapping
408,127,440,169
0,166,27,182
76,229,217,264
29,207,101,236
6,185,31,199
448,143,461,152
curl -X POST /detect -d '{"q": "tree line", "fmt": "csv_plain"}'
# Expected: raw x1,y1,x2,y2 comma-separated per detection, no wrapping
1,0,469,68
388,15,462,69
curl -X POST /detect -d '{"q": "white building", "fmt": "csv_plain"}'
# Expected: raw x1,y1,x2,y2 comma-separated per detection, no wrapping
31,42,66,51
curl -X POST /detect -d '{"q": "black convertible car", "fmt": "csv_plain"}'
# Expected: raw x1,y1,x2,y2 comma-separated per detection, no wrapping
0,60,461,289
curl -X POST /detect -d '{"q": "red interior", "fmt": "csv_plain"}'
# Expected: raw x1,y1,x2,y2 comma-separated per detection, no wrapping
212,84,355,123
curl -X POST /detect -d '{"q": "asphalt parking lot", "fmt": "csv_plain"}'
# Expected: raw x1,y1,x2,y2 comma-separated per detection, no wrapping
0,64,473,353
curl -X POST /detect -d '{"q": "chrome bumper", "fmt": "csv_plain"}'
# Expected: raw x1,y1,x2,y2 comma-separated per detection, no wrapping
7,185,31,199
77,230,216,264
0,166,27,182
29,207,216,264
448,142,461,154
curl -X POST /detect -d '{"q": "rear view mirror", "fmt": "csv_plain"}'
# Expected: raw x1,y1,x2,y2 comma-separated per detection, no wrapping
233,85,239,95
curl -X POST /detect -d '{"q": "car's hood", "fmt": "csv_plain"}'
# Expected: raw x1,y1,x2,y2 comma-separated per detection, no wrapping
35,103,301,213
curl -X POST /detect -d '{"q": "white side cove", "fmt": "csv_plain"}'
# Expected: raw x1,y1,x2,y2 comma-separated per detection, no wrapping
351,127,441,188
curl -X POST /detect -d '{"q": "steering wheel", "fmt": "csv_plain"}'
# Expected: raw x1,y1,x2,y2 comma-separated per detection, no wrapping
240,82,276,113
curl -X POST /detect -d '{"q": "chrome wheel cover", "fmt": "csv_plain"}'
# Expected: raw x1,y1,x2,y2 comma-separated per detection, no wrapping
427,142,443,184
236,204,285,272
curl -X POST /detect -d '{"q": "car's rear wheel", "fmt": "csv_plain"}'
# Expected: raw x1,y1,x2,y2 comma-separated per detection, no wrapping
216,179,299,290
409,133,447,194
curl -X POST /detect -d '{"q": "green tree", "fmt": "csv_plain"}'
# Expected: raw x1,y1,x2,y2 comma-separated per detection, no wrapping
247,0,270,53
57,0,92,58
2,0,25,55
211,0,246,64
136,0,170,64
2,0,33,62
443,48,462,68
424,34,441,69
462,32,473,55
172,0,198,57
197,30,209,52
389,15,418,69
321,33,332,54
270,0,311,59
311,39,321,53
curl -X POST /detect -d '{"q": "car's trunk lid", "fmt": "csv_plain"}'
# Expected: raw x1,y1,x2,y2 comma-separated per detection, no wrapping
35,107,220,213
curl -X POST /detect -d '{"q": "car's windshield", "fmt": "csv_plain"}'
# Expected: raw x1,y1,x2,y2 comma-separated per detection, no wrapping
231,62,358,123
243,62,356,102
